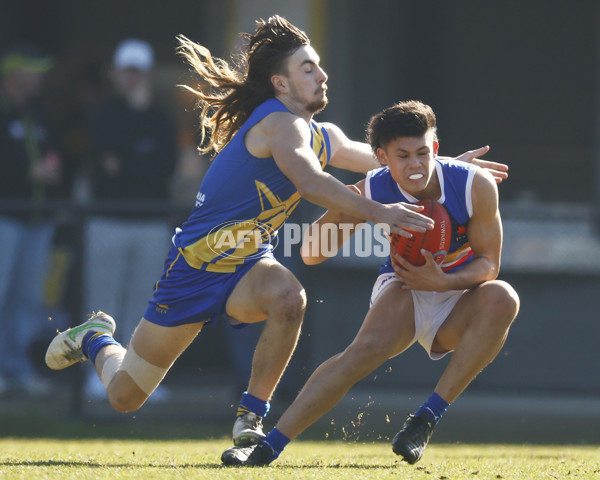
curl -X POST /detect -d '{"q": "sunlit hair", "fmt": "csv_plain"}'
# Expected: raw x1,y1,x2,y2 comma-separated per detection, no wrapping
177,15,310,155
366,100,438,155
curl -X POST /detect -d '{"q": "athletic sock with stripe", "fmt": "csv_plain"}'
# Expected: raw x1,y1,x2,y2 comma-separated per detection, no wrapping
414,392,450,424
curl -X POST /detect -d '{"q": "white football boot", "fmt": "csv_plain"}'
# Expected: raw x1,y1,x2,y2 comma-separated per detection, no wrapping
232,412,266,446
45,311,116,370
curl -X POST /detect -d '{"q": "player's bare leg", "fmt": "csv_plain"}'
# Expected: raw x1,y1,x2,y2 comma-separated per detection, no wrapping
275,283,415,439
225,257,306,445
221,282,416,466
100,319,204,412
392,279,519,464
431,280,519,403
46,312,204,412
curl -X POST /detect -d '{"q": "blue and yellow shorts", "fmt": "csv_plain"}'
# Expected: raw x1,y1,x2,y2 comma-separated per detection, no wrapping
144,243,272,327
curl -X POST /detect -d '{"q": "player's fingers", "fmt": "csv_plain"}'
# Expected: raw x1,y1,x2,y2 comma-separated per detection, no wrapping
469,145,490,158
471,158,509,174
388,226,413,238
383,203,433,236
389,222,429,237
390,212,436,236
347,184,361,194
402,213,435,230
391,252,412,271
399,206,435,229
488,169,509,183
477,159,508,171
401,202,425,212
388,219,432,237
469,155,509,183
420,249,435,264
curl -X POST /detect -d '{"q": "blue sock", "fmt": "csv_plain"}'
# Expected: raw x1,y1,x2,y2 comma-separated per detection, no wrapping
237,391,270,419
82,332,121,363
415,392,450,424
262,427,290,461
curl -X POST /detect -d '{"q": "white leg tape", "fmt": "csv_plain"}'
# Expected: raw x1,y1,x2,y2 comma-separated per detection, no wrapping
119,345,169,396
100,351,125,388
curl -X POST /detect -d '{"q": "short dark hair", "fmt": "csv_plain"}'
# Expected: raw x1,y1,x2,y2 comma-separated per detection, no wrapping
366,100,437,154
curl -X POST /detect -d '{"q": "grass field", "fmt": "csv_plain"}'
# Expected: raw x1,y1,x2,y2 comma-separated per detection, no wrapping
0,438,598,480
1,403,598,480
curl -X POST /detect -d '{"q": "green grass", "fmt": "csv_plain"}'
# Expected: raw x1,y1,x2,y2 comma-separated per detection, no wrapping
0,412,598,479
0,438,598,480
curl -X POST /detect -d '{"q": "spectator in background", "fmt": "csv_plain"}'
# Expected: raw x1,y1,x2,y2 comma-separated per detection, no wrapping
0,44,62,396
83,38,178,398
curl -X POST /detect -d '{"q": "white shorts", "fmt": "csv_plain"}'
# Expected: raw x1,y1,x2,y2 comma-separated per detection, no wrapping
370,273,465,360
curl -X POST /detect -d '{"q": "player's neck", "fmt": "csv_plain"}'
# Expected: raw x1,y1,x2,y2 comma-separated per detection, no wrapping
275,94,313,123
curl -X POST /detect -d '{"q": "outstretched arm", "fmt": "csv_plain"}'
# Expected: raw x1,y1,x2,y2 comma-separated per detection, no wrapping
300,183,365,265
322,122,380,174
262,113,433,237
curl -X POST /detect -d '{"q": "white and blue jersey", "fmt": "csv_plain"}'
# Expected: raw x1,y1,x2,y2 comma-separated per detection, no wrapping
365,158,477,276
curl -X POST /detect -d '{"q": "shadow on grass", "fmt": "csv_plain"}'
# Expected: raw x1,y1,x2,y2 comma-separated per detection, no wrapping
0,458,402,470
3,411,599,445
0,459,222,469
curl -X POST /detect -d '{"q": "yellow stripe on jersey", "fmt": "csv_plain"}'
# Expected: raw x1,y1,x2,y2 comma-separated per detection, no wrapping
181,188,302,273
180,120,329,273
311,121,329,169
256,180,280,212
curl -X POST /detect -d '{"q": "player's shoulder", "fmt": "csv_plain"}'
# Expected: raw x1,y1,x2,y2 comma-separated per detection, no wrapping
437,157,495,193
436,156,478,173
470,164,499,214
366,166,389,181
259,109,299,125
364,166,392,198
248,98,299,130
318,121,341,135
256,109,309,140
472,165,498,194
249,109,312,158
371,165,388,174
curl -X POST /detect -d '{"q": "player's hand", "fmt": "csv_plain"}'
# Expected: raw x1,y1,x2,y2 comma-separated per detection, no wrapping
454,146,509,184
377,202,434,238
391,249,447,291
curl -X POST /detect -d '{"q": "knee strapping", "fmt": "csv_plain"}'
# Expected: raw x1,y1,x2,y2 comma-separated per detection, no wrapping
119,345,168,396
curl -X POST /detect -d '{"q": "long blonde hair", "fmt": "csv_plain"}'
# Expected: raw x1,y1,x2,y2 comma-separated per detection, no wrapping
177,15,310,155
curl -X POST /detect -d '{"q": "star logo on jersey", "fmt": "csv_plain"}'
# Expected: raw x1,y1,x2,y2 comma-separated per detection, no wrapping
252,180,301,241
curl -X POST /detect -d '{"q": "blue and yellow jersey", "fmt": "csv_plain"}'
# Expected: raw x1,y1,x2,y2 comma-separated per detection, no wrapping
365,158,477,275
174,98,331,273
